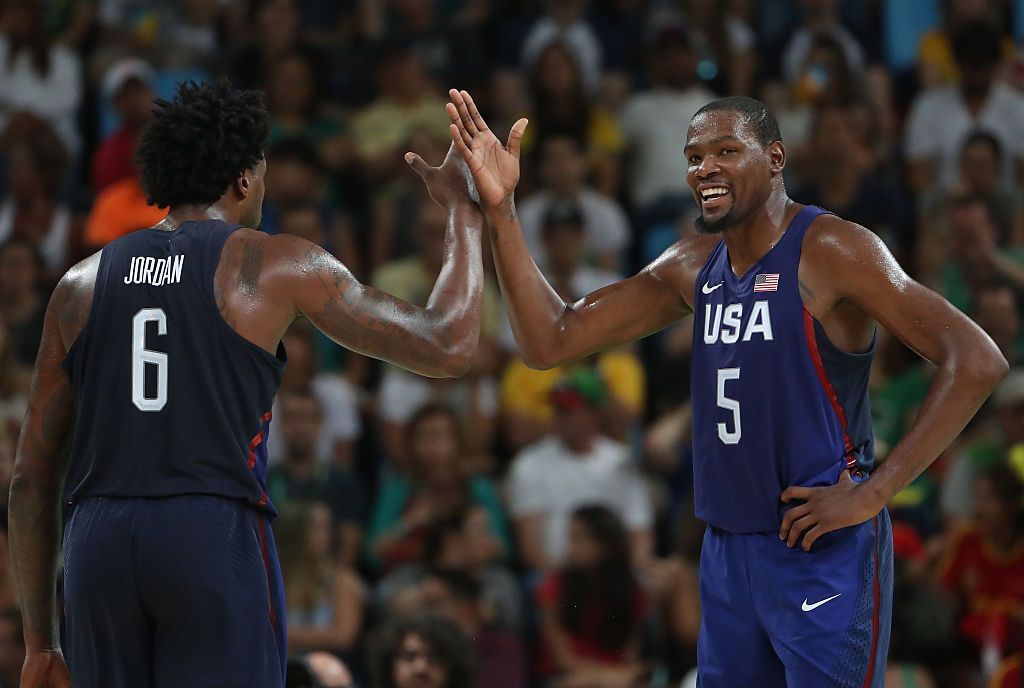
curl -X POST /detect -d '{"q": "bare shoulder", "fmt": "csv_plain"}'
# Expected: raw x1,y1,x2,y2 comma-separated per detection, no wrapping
646,233,720,308
55,250,102,351
801,213,894,267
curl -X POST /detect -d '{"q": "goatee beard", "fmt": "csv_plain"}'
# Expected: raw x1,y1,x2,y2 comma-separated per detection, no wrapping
695,207,738,234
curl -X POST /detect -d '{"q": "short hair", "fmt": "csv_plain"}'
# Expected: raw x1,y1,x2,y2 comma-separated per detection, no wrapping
368,615,476,688
961,130,1003,161
693,96,782,147
951,19,1003,68
135,78,269,209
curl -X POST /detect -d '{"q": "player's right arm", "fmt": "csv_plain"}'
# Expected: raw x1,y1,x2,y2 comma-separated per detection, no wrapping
267,143,486,378
446,89,697,369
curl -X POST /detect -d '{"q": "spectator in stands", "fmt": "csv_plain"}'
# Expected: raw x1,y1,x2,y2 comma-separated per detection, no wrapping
367,403,511,573
375,504,521,632
369,615,476,688
0,320,29,441
508,369,652,572
973,286,1022,367
942,369,1024,528
905,20,1024,193
534,505,647,687
915,0,1011,90
0,125,71,276
918,132,1024,283
270,318,362,469
620,26,714,212
781,0,865,84
0,238,47,368
91,58,155,194
519,0,606,98
0,0,82,157
227,0,304,91
373,199,503,461
517,135,629,272
939,464,1024,658
521,42,624,196
275,501,365,658
287,651,356,688
0,607,23,688
408,569,527,688
268,388,365,566
351,43,448,184
792,102,910,255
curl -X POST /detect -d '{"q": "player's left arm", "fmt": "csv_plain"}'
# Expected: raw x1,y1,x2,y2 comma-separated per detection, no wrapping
9,276,77,686
780,219,1008,551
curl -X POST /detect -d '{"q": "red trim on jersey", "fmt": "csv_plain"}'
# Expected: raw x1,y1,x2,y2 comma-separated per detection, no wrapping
863,516,881,688
257,517,277,629
247,411,273,471
802,308,857,469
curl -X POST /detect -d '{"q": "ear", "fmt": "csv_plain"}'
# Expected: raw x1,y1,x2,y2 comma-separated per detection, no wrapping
236,170,252,199
767,141,786,174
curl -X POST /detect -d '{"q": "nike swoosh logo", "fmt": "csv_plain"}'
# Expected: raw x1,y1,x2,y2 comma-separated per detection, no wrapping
801,594,842,612
702,281,724,294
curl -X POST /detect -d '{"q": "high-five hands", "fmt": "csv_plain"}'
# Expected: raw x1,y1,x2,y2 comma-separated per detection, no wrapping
444,88,529,209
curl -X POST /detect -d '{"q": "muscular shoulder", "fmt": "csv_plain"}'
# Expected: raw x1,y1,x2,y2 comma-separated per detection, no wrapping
646,233,719,309
54,250,102,350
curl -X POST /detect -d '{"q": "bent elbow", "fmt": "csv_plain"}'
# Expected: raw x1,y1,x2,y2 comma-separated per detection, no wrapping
963,346,1010,391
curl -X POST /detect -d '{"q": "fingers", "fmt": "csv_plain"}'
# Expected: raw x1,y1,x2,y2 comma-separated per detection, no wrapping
449,123,473,161
786,514,817,548
780,485,814,503
507,117,529,159
779,503,810,541
459,89,489,132
802,525,825,551
446,103,473,149
839,469,856,484
449,88,480,137
404,152,432,178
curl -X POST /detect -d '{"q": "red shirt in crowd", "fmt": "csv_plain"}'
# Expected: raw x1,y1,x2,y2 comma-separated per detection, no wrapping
91,127,138,194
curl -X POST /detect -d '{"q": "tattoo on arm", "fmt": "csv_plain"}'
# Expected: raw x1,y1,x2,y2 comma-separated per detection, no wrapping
238,240,264,299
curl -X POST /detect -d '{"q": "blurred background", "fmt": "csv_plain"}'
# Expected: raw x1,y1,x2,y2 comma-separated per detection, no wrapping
1,0,1024,686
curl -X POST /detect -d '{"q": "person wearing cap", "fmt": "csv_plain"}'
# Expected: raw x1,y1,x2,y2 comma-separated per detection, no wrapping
92,57,156,194
507,368,652,573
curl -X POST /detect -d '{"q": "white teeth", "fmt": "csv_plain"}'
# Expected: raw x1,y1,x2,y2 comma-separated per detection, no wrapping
700,187,729,199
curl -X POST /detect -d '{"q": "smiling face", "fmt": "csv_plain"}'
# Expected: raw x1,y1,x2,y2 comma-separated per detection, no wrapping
685,109,784,234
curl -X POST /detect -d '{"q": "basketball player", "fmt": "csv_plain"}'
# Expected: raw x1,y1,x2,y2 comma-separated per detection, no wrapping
444,89,1009,685
10,80,485,687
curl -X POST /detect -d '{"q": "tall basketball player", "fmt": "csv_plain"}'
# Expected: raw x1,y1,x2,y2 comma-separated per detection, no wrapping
444,88,1008,686
10,80,484,687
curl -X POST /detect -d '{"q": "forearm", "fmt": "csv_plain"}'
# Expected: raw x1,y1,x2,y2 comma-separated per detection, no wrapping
422,200,486,373
867,353,1007,505
485,199,572,367
9,471,63,652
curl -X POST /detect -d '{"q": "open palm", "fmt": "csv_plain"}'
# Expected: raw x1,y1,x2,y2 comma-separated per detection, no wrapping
445,89,528,209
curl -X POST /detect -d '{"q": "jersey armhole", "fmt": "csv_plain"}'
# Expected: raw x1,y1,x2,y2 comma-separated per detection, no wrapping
206,227,286,369
61,249,107,370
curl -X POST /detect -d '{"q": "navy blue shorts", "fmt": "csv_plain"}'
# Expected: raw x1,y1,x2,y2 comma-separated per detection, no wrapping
62,495,287,687
697,510,893,687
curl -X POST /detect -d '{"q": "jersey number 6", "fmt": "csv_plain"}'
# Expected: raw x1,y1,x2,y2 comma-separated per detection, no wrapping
132,308,168,412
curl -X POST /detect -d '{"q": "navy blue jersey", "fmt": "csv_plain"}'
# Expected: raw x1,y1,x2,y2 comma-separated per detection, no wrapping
62,220,286,516
691,205,875,532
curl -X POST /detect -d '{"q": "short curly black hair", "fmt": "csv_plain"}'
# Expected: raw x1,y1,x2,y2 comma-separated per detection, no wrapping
135,78,269,209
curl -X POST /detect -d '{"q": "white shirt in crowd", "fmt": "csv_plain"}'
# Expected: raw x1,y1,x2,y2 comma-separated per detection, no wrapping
377,368,498,425
508,435,653,565
0,201,71,276
904,83,1024,190
620,85,717,208
516,189,631,268
782,25,865,83
0,35,82,156
268,374,362,466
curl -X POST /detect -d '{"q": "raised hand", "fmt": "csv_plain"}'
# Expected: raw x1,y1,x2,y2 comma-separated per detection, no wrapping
445,88,528,209
405,139,480,210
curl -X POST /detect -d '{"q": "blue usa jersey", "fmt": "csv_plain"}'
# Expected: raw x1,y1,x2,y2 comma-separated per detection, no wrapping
62,220,286,516
691,205,875,532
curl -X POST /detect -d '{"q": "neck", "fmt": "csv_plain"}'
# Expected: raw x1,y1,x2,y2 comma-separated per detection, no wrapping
159,202,237,230
720,189,794,277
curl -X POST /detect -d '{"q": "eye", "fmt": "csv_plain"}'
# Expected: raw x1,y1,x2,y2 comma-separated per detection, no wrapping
688,155,701,164
722,148,738,155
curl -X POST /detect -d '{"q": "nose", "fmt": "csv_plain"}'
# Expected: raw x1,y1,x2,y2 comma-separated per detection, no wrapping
695,156,720,179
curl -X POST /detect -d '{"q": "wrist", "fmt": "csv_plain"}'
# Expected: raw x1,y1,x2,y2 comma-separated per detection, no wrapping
483,195,516,221
859,477,890,513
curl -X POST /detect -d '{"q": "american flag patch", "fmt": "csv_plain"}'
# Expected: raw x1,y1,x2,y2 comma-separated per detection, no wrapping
753,273,780,292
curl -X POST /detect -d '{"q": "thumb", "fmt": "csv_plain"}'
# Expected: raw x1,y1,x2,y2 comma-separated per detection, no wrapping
404,152,432,179
839,469,856,485
507,118,528,159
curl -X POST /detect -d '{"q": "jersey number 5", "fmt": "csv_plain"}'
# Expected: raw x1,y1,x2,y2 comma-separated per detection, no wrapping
132,308,168,412
717,367,741,444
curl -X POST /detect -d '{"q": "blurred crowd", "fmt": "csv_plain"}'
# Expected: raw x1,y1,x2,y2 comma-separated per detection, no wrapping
1,0,1024,686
